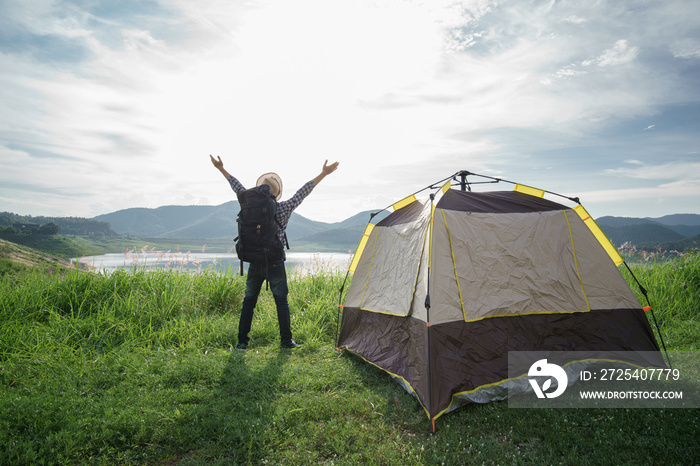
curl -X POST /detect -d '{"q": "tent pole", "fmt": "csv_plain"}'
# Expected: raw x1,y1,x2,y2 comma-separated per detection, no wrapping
335,270,351,347
426,193,436,434
460,172,468,191
622,261,673,369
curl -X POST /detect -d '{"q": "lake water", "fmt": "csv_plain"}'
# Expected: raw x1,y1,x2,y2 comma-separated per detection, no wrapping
71,251,353,275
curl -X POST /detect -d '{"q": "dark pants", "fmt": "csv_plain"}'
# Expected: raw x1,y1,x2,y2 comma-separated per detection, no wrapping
237,261,293,345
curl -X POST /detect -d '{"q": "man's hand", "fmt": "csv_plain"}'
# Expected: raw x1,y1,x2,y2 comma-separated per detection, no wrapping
210,154,231,179
313,160,339,186
210,154,224,170
322,160,339,176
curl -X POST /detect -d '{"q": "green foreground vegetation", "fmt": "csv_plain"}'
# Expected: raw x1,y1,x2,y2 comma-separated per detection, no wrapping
1,254,699,465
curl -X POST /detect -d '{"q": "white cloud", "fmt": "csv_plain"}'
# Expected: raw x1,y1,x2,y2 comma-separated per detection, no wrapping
563,16,586,25
603,160,700,181
581,40,639,67
597,40,639,67
670,38,700,59
580,179,700,207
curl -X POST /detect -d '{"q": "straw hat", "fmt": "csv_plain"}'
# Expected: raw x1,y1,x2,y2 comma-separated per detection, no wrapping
256,172,283,200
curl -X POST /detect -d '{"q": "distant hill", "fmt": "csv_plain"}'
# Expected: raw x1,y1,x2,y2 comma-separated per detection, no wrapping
596,221,685,246
94,203,238,238
597,214,700,247
647,214,700,226
94,203,391,252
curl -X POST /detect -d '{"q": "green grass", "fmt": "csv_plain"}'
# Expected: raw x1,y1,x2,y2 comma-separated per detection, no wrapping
0,256,32,276
622,253,700,351
1,256,699,464
0,234,105,259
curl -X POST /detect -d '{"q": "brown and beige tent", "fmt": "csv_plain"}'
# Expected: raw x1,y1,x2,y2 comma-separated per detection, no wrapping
337,171,665,431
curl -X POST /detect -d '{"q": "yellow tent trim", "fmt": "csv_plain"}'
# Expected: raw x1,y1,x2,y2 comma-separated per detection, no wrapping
440,208,467,322
462,308,589,323
356,307,412,318
441,180,451,194
349,223,374,274
428,202,435,272
573,205,624,266
393,194,417,211
358,227,379,307
434,358,651,420
514,184,545,198
433,373,530,420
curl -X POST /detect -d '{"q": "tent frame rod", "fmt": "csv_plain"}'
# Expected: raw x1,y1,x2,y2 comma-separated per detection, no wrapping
622,261,673,369
447,170,582,204
369,170,581,220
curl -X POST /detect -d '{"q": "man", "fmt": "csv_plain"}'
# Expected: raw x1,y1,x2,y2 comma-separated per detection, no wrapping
210,154,339,350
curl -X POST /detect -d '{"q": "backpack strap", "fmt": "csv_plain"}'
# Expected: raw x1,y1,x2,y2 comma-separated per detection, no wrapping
273,216,290,250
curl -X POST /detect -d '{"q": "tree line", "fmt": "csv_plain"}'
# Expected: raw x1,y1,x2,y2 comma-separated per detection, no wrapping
0,212,118,237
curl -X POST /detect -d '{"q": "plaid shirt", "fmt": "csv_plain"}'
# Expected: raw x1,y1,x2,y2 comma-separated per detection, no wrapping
228,175,316,245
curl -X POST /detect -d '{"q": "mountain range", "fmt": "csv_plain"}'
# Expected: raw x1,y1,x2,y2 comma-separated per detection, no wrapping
3,204,698,254
93,203,700,252
596,214,700,247
94,202,391,252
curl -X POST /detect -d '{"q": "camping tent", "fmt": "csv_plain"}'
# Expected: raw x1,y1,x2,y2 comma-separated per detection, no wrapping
337,172,665,430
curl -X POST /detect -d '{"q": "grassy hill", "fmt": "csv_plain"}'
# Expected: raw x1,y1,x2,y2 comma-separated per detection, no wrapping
0,238,74,275
0,234,105,259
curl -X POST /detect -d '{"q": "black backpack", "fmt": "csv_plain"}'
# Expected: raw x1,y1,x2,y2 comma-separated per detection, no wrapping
235,184,289,267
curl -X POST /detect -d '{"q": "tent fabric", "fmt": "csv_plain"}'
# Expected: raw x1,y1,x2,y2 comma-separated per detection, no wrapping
431,209,589,324
344,200,430,317
337,186,664,421
337,307,430,416
436,189,564,214
430,207,640,324
428,307,661,416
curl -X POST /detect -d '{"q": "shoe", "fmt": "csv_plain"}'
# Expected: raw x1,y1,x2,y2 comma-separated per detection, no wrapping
281,340,300,349
236,342,247,351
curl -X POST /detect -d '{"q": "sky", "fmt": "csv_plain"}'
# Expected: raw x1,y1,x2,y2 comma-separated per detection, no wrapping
1,0,699,224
